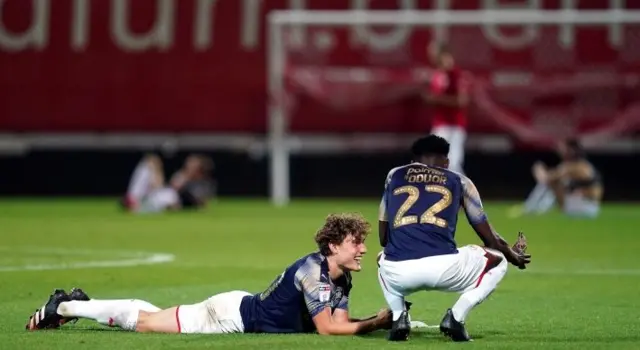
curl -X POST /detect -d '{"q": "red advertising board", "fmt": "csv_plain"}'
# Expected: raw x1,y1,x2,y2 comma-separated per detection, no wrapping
0,0,639,137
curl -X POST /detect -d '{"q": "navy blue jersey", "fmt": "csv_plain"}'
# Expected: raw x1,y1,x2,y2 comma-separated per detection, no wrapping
239,252,351,333
379,162,488,261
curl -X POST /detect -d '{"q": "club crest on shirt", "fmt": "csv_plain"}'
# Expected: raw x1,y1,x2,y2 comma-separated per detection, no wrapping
318,284,331,302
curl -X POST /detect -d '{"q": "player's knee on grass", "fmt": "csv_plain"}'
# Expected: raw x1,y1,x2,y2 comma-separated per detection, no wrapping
135,307,180,333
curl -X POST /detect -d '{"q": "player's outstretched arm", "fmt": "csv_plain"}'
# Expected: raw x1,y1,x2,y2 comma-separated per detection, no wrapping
378,168,395,248
378,196,389,247
299,268,391,335
312,307,390,335
331,297,390,326
460,175,531,269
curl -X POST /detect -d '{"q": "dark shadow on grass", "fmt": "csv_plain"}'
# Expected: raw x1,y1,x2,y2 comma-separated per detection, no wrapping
513,334,640,343
356,329,509,342
59,326,123,332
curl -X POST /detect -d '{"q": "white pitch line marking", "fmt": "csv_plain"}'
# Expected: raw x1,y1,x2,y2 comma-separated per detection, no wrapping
523,268,640,276
0,246,175,272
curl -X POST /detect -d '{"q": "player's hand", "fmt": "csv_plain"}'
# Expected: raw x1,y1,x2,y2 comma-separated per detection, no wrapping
512,231,531,270
376,308,393,329
512,231,527,254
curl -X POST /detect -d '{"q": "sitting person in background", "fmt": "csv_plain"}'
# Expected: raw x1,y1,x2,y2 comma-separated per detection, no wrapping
122,154,165,211
169,154,215,210
510,139,603,218
122,154,215,213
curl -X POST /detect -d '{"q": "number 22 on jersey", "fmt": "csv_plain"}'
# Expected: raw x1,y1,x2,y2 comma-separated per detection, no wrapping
392,185,453,229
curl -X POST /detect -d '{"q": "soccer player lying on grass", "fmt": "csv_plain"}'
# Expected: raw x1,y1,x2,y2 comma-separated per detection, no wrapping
122,153,214,213
27,213,405,335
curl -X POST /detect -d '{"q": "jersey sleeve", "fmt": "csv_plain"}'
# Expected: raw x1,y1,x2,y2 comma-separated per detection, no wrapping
336,293,349,310
335,273,352,310
378,168,397,222
294,258,331,317
460,175,488,225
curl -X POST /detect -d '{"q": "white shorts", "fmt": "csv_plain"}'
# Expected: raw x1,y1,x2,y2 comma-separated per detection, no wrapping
176,290,251,334
564,193,600,218
139,187,179,212
431,125,466,174
379,245,497,295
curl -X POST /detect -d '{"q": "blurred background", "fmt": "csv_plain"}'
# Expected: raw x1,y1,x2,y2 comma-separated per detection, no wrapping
0,0,639,203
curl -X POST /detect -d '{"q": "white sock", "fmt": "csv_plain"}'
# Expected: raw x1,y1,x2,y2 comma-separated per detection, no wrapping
57,299,161,331
451,258,508,323
523,183,548,212
534,190,556,213
378,272,406,321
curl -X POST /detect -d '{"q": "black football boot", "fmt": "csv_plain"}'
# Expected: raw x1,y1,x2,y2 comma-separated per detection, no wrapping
387,310,411,341
439,308,472,342
59,288,92,326
25,289,70,330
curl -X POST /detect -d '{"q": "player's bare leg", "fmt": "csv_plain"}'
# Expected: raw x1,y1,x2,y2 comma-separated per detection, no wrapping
441,249,508,342
135,307,181,333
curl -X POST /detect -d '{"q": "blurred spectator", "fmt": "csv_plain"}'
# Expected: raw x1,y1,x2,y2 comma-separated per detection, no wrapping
510,139,603,218
423,42,470,175
122,154,215,213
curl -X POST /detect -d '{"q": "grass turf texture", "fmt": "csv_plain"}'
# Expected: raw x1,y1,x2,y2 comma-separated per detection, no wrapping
0,199,638,349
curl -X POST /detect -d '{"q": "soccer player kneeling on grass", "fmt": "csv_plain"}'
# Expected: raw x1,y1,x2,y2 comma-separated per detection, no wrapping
377,135,530,342
27,213,402,335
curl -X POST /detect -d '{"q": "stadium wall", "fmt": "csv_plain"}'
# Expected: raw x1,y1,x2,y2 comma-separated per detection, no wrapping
0,146,636,201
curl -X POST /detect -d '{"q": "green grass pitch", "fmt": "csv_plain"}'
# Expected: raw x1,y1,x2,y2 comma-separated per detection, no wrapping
1,198,638,349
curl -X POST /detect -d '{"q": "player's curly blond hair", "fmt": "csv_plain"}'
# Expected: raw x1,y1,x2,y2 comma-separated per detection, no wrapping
315,213,371,256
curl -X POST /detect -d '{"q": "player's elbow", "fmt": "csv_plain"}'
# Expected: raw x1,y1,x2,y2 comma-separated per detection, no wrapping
313,308,359,335
315,324,339,336
316,327,333,336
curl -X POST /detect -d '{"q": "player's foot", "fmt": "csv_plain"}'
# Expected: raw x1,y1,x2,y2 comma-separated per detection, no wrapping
59,288,92,326
25,289,70,331
387,310,411,341
439,308,472,342
69,288,91,301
